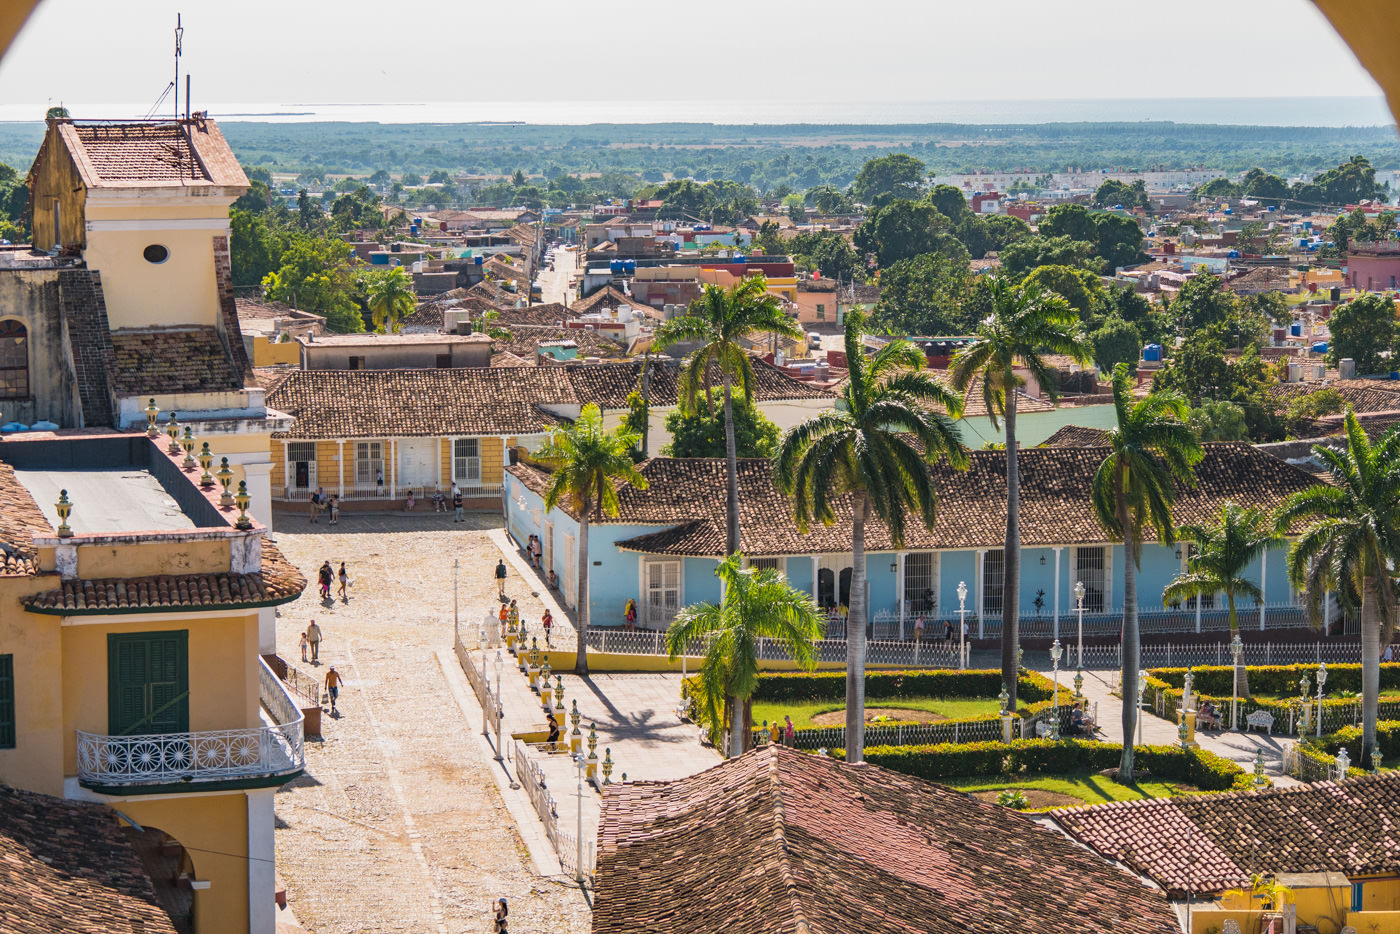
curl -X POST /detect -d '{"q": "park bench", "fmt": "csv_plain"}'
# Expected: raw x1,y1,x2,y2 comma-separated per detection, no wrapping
1035,721,1055,738
1246,710,1276,735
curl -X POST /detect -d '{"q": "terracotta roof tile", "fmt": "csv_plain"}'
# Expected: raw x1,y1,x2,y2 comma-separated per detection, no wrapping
593,745,1180,934
1268,378,1400,414
1041,424,1114,446
0,462,51,575
569,286,634,314
1053,772,1400,897
109,327,245,395
0,784,178,934
58,119,246,190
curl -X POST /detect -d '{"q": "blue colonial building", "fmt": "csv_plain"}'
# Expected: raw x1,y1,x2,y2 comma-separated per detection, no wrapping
503,443,1324,641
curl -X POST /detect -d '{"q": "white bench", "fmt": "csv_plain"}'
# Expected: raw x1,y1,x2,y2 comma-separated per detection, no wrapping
1246,710,1276,735
1035,721,1054,738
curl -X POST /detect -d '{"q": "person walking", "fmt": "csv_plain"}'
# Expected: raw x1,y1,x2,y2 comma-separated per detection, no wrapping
493,898,509,933
531,535,542,569
507,599,520,634
338,562,349,602
783,715,795,745
328,494,340,525
306,620,323,663
452,488,464,522
495,558,508,597
318,561,334,600
498,601,510,639
299,630,309,663
542,608,553,647
324,666,342,712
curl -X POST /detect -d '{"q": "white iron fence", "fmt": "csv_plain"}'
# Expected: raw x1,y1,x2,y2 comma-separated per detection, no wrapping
514,739,595,886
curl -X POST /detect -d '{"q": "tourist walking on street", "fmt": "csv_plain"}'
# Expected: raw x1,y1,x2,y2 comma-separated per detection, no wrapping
338,562,349,602
452,488,464,522
531,535,542,568
324,666,342,712
299,630,309,663
306,620,323,662
507,599,520,634
784,715,795,745
493,898,509,933
542,608,553,646
495,558,508,597
318,561,333,601
499,601,510,639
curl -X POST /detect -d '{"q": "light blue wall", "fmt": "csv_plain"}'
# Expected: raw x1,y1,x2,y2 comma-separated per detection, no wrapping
954,403,1119,448
939,551,977,615
588,523,674,626
785,555,813,597
684,558,721,610
865,555,898,616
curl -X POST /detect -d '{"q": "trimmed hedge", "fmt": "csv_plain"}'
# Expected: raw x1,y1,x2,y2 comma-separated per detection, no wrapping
749,668,1057,704
1315,720,1400,764
1149,663,1400,697
1143,671,1397,736
852,739,1260,792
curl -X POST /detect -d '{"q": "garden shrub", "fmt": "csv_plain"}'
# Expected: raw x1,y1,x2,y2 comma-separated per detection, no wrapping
747,668,1057,704
1314,720,1400,763
1149,663,1400,697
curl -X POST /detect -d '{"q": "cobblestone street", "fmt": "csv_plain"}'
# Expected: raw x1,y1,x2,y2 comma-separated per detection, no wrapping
268,513,591,934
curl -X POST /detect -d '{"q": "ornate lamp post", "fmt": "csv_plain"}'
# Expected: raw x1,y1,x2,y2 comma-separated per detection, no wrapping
1074,580,1086,671
956,580,968,671
1049,639,1063,740
197,443,214,487
216,457,235,508
1316,662,1328,738
572,753,587,883
493,650,505,762
1298,674,1311,734
144,398,160,438
998,683,1013,743
1335,746,1351,780
233,481,252,530
478,629,490,739
1253,749,1268,788
1230,633,1244,731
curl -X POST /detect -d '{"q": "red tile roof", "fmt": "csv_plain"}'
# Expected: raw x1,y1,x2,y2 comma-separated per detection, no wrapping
1052,772,1400,897
108,327,246,395
0,784,178,933
1040,424,1114,446
0,462,52,576
58,119,247,190
592,745,1180,934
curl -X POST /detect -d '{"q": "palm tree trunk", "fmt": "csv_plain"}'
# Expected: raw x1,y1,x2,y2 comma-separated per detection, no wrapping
1118,498,1139,782
1002,391,1021,708
721,369,742,556
1362,574,1382,768
729,693,746,758
575,515,590,676
847,493,870,764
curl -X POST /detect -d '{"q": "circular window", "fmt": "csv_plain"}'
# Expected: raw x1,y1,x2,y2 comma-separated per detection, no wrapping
143,244,170,264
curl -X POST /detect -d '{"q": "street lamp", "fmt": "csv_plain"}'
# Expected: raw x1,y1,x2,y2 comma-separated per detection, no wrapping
1049,640,1063,740
479,628,489,739
1074,580,1086,670
1316,662,1328,738
453,559,461,643
493,650,505,762
573,753,587,884
1230,633,1244,731
1298,674,1311,734
956,580,968,671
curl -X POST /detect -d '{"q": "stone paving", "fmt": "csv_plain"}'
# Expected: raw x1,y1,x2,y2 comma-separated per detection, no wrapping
268,514,590,934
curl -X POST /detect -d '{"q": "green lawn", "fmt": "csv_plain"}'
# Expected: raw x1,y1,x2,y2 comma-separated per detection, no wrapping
752,697,1002,729
943,773,1201,809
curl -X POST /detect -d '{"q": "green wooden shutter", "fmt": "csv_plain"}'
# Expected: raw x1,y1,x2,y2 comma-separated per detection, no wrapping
108,632,189,736
0,655,13,749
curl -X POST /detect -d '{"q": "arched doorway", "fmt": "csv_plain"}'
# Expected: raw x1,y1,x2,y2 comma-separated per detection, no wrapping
0,319,27,400
122,824,194,933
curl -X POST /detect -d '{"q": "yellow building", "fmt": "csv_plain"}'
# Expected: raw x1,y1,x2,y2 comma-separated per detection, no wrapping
0,431,307,933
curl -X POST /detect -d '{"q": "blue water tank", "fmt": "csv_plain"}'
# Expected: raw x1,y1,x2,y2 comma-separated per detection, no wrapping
1303,221,1313,230
1312,342,1328,354
474,255,484,265
1290,322,1302,337
1227,250,1240,258
1143,343,1162,362
370,253,388,265
734,254,746,263
623,260,636,273
610,259,624,274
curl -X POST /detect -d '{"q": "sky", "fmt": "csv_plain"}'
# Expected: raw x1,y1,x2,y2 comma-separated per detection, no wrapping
0,0,1384,119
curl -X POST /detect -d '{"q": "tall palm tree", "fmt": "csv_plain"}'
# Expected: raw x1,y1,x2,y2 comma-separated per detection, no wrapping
536,404,648,676
1278,410,1400,769
655,274,804,555
950,275,1091,708
775,312,967,762
363,266,416,334
1091,362,1202,780
666,553,825,757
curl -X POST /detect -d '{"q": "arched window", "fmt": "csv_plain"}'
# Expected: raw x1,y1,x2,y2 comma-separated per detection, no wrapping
0,320,27,400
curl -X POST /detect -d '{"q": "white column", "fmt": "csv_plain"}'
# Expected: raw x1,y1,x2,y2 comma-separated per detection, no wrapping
388,438,397,499
337,440,345,497
1324,589,1332,635
258,607,276,656
896,551,906,639
1258,551,1268,631
976,549,986,638
1053,546,1062,638
812,555,819,603
246,788,276,934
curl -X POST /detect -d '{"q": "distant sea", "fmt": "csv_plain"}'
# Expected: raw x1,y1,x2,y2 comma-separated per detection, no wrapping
0,96,1392,127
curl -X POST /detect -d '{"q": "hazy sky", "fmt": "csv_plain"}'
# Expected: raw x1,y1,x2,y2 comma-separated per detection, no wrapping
0,0,1382,113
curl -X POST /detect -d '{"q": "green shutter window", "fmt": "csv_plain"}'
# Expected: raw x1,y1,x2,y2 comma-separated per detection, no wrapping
108,632,189,736
0,655,13,749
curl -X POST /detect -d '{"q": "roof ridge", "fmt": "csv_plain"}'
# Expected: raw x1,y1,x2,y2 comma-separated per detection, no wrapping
767,747,814,934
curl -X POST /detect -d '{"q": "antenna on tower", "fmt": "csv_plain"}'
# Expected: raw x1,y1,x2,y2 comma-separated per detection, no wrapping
173,13,183,120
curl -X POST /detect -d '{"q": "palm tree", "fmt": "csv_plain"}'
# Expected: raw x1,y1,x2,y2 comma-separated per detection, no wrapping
666,553,824,757
363,266,416,334
1163,502,1277,636
950,275,1091,708
1278,410,1400,769
1090,362,1202,780
536,404,648,676
655,275,804,555
775,312,967,763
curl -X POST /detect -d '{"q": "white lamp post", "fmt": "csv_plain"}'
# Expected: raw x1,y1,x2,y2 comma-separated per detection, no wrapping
1316,662,1328,738
479,629,490,739
1049,639,1063,740
956,580,968,671
1073,580,1086,697
493,650,505,762
453,558,460,643
1231,633,1244,731
1336,746,1351,780
573,753,587,883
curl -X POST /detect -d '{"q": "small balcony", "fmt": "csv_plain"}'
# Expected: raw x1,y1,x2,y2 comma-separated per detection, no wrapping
75,658,305,794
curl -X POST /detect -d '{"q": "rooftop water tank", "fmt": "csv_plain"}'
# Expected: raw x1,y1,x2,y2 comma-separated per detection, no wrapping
1311,342,1328,354
1142,343,1162,362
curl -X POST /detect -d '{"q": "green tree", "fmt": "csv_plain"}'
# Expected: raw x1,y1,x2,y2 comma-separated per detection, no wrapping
951,277,1092,707
1242,168,1289,205
666,554,824,757
1311,154,1378,206
854,200,962,267
870,252,974,335
1327,294,1398,375
260,233,364,333
1039,203,1098,243
1021,265,1110,325
1094,178,1148,210
1091,315,1142,371
850,153,926,205
1090,363,1203,780
654,275,803,555
1164,503,1276,642
804,233,865,283
1196,177,1242,199
1278,411,1400,768
1168,274,1237,335
229,208,280,289
662,391,780,459
806,185,853,215
982,213,1032,251
777,313,967,762
536,404,648,675
1093,213,1147,269
1284,389,1346,438
999,235,1100,278
927,184,972,222
362,266,416,334
1188,400,1248,442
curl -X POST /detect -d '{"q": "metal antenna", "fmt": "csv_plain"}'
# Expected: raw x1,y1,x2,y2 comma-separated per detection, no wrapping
173,13,183,120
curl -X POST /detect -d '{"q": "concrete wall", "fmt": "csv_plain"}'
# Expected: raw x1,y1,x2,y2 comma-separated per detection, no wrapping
0,267,78,427
301,341,491,370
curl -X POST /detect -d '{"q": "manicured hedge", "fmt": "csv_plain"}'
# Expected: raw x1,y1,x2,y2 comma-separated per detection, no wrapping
749,668,1057,704
1315,720,1400,764
851,740,1260,791
1144,672,1396,735
1150,663,1400,697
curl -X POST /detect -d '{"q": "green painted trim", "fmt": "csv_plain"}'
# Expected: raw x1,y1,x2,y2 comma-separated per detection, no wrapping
23,591,303,616
79,768,303,797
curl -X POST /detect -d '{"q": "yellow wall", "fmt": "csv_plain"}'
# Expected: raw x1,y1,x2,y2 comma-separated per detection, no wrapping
1349,910,1400,930
274,436,514,496
77,538,230,579
0,576,65,796
1359,876,1400,911
121,791,250,934
84,226,223,330
61,612,259,774
28,126,87,251
252,336,300,367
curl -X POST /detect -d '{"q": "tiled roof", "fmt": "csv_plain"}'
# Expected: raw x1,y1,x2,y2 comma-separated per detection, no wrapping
514,442,1320,556
1041,424,1114,446
1268,378,1400,414
0,462,52,575
1229,266,1295,294
491,303,571,327
58,119,247,190
23,537,306,614
490,350,534,368
108,327,245,395
495,328,629,360
592,745,1180,934
0,784,178,934
1052,772,1400,897
584,357,836,409
570,286,634,314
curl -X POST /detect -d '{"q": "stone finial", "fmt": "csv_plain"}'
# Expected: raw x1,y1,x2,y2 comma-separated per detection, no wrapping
555,674,565,711
166,412,182,454
198,443,215,487
180,426,197,470
55,489,73,538
217,457,235,508
144,398,160,438
234,480,252,530
602,748,614,785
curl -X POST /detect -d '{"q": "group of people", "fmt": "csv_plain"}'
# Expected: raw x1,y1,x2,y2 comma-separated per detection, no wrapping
1069,702,1097,735
911,615,969,644
318,561,349,602
522,534,544,569
403,484,467,521
498,598,554,646
308,487,340,525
